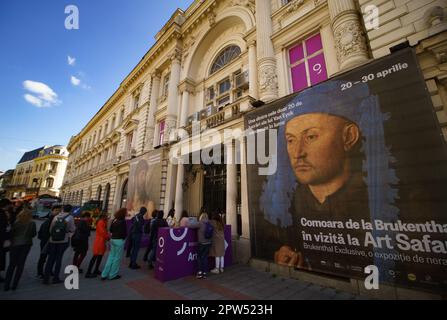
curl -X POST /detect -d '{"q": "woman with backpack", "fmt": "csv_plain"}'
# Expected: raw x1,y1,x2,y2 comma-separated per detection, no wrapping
85,213,109,278
101,208,127,280
209,211,225,274
71,212,91,273
3,209,36,291
188,213,213,279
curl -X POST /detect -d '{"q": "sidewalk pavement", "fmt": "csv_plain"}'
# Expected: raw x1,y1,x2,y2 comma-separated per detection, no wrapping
0,220,368,300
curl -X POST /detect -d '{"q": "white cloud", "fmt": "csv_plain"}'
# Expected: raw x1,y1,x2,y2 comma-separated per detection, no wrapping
70,75,91,90
23,80,60,108
68,55,76,66
71,75,81,86
24,94,43,107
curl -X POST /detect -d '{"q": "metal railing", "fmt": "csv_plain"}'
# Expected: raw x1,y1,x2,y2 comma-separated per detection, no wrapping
183,98,246,135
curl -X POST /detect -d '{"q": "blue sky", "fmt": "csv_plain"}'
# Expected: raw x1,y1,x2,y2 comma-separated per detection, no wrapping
0,0,193,172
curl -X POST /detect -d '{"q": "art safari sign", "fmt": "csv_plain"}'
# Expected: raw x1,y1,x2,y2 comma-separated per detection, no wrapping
154,226,232,282
245,48,447,292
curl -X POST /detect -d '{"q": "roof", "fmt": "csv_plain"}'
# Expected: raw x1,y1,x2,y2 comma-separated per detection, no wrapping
17,147,46,164
1,170,14,176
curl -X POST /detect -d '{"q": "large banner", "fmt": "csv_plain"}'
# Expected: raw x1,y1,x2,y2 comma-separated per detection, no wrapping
127,150,162,216
154,226,232,282
245,48,447,292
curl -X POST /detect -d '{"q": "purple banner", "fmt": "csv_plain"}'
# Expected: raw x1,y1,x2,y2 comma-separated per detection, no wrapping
308,53,328,86
154,225,232,282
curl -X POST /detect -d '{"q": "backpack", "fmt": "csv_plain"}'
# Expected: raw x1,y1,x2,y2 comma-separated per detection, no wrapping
204,221,214,240
50,216,67,241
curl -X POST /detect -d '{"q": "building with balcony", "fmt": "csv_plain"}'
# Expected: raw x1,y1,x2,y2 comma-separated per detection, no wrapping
0,169,14,199
8,146,68,199
60,0,447,290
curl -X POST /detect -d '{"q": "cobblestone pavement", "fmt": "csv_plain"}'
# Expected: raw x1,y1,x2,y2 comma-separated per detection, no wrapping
0,220,368,300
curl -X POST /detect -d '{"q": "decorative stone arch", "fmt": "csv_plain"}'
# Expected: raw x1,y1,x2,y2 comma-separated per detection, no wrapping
184,8,253,80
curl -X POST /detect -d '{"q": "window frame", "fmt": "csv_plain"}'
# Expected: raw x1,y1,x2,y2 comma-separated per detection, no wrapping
288,33,328,93
210,45,242,76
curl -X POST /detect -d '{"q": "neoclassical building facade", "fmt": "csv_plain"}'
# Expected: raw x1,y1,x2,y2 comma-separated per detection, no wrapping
61,0,447,266
9,145,68,199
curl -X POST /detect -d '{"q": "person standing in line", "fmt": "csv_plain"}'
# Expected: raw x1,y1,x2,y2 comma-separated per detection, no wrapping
36,204,61,279
0,199,12,283
85,213,109,278
43,204,76,285
71,212,91,273
147,210,168,269
166,208,177,228
128,207,146,269
143,209,157,262
4,209,36,291
101,208,128,280
188,213,213,279
209,211,225,274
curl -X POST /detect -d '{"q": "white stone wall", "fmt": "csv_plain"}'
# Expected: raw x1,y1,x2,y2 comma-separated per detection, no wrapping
359,0,447,58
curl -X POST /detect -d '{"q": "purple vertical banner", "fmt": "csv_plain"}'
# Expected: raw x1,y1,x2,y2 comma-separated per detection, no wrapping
289,44,304,65
154,226,232,282
291,63,308,93
305,34,323,56
308,53,328,86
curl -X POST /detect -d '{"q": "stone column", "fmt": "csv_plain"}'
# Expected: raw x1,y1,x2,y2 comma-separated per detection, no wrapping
239,136,250,239
226,141,238,238
329,0,369,70
165,50,182,144
256,0,278,102
179,89,190,128
174,163,185,218
248,40,259,100
145,71,161,151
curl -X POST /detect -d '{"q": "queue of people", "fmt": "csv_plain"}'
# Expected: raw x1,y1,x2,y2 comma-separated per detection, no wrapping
1,198,227,292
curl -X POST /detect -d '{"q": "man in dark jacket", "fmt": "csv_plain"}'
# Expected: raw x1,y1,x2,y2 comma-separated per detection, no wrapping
0,199,12,282
148,210,168,269
128,207,147,269
36,204,61,279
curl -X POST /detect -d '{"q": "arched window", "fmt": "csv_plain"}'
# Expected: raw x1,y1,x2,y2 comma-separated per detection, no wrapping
103,183,111,213
97,185,102,202
46,178,54,188
120,179,128,209
210,45,241,75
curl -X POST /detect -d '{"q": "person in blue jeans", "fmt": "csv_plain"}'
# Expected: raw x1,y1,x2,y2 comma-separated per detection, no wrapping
129,207,146,269
101,208,128,280
43,205,76,285
188,213,212,279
